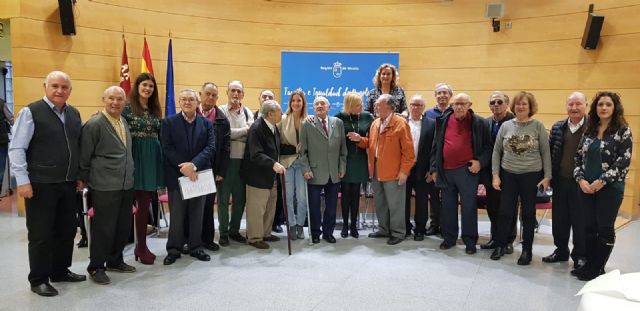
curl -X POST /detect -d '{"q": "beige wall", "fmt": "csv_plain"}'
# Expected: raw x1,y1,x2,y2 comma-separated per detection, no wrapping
7,0,640,218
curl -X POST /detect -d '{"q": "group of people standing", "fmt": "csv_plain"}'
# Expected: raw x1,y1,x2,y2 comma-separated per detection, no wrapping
12,64,632,297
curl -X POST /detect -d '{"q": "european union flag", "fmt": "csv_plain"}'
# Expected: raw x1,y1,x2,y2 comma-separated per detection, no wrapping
165,39,176,117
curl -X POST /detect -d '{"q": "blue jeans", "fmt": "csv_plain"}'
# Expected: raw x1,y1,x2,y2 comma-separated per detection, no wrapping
441,166,479,246
285,160,308,226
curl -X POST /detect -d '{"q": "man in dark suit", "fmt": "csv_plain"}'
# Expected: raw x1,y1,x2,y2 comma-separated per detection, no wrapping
480,91,516,253
299,96,347,244
404,95,437,241
198,82,230,251
79,86,135,285
161,89,216,265
240,100,285,249
9,71,86,296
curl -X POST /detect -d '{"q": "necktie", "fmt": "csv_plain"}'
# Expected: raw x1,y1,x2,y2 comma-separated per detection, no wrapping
322,118,328,136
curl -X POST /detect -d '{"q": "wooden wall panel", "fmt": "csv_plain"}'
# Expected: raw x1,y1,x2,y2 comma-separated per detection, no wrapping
9,0,640,219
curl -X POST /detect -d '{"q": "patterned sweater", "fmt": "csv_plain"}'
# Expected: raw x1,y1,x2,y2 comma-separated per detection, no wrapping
574,127,633,186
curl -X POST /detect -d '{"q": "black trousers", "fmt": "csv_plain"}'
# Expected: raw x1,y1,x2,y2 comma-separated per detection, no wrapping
404,177,435,234
341,182,361,229
26,182,77,286
88,189,134,271
76,192,87,239
483,180,517,243
201,192,217,244
552,177,586,260
496,170,542,249
428,184,441,227
580,184,624,245
167,189,206,255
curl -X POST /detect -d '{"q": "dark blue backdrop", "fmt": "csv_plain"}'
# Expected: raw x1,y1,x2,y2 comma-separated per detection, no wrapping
281,51,399,116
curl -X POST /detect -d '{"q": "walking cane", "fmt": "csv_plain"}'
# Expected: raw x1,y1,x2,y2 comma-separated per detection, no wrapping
81,188,92,257
279,173,292,255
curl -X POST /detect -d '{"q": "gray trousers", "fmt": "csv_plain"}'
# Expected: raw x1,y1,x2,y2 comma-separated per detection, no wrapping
372,164,407,239
166,189,206,255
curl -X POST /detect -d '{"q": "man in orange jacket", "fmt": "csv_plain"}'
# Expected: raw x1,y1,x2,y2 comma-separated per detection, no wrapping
352,94,415,245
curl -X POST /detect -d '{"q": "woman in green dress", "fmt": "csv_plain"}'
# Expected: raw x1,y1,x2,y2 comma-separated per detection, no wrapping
336,92,373,238
122,73,163,265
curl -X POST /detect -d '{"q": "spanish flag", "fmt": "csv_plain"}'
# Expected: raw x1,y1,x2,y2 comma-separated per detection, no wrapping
141,37,154,75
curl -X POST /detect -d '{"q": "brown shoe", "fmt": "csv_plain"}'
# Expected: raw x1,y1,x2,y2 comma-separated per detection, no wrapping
263,235,281,242
248,241,270,249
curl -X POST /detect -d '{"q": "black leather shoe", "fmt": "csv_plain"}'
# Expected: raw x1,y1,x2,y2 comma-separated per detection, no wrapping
574,258,587,270
50,270,87,282
106,262,136,273
465,245,477,255
542,252,569,263
31,283,58,297
368,232,389,238
571,261,596,277
219,236,229,247
181,245,189,255
387,236,403,245
77,237,88,248
89,269,111,285
490,247,505,260
272,225,283,233
425,225,440,236
517,249,532,266
505,243,514,254
229,233,247,243
439,241,456,250
312,236,320,244
163,253,181,265
204,243,220,252
350,227,359,239
341,228,349,238
480,240,497,250
323,235,337,243
414,233,425,241
190,250,211,261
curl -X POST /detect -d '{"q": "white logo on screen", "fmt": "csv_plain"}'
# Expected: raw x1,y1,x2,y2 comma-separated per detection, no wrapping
320,60,359,79
332,61,342,78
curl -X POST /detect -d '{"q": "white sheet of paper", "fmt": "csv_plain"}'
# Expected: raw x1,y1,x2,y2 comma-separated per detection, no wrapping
178,169,216,200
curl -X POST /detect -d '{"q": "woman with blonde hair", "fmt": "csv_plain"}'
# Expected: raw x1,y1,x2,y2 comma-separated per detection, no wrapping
277,89,309,240
336,92,373,238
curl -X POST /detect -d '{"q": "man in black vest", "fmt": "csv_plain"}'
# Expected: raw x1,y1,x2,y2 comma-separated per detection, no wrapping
543,92,588,271
9,71,86,297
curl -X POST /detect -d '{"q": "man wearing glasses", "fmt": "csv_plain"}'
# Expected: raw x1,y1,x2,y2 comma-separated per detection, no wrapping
404,95,436,241
480,92,517,254
161,89,216,265
430,93,491,254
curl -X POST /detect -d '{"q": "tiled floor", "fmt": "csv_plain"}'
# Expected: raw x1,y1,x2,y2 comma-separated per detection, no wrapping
0,213,638,311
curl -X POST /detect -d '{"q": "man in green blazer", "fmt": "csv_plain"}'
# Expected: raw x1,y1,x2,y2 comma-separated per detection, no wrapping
299,96,347,244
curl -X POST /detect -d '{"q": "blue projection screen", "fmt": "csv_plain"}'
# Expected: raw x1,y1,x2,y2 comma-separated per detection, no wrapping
281,51,399,116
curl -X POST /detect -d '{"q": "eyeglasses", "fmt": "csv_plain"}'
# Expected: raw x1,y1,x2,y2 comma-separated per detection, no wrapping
410,103,424,107
489,100,504,106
